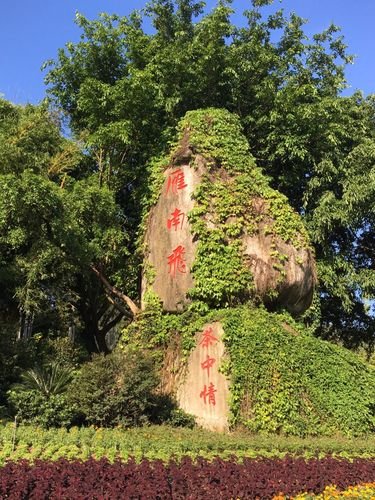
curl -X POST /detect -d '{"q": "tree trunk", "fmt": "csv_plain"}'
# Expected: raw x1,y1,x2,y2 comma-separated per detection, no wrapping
68,323,76,342
25,314,34,339
17,311,25,340
17,311,33,340
68,304,76,342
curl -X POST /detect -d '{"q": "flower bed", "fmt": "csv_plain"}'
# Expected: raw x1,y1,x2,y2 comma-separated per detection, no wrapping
1,456,374,499
289,482,375,499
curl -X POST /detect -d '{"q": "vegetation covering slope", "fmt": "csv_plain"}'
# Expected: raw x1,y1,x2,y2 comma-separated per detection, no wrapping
221,306,375,436
126,302,375,436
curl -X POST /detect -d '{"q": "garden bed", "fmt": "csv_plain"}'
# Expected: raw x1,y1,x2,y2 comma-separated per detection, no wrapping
1,424,375,464
1,456,375,499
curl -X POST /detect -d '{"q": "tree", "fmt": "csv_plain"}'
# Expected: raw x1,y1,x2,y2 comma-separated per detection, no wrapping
0,99,139,353
0,100,78,339
43,0,375,352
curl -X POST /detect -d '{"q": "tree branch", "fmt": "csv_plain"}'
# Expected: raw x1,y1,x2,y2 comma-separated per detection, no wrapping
105,294,133,319
91,265,140,316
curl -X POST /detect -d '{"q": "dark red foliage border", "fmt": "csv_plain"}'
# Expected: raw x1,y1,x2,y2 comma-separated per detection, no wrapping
0,456,374,499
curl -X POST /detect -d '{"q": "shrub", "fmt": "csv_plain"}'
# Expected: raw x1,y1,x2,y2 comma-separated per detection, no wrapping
39,336,88,370
7,362,78,428
17,362,75,397
0,330,85,420
67,349,159,427
7,390,77,428
148,394,196,428
2,423,375,464
165,408,196,428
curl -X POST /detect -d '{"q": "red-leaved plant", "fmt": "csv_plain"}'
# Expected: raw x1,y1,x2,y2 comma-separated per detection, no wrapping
0,456,374,499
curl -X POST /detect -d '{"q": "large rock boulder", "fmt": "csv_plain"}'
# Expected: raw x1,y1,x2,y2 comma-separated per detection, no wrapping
243,199,316,314
129,110,375,434
142,108,316,314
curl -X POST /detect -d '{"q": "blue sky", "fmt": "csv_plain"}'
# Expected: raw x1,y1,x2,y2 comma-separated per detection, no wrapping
1,0,374,105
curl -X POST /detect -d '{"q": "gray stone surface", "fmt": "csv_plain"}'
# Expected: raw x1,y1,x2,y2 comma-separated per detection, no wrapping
244,226,316,314
142,164,201,311
176,322,230,432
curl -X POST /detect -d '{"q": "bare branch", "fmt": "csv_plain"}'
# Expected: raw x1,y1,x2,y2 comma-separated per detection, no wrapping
106,294,132,319
91,265,140,316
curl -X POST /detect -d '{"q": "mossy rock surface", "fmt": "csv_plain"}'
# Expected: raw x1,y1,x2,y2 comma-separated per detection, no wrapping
143,108,316,314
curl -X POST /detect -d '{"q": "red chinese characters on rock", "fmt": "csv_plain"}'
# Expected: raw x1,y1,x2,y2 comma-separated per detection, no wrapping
165,168,188,278
200,382,217,406
165,169,188,196
201,354,216,377
167,208,185,231
199,327,218,349
199,327,218,407
167,245,187,277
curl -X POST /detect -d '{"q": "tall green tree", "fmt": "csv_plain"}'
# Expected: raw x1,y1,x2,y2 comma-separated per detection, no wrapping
41,0,375,352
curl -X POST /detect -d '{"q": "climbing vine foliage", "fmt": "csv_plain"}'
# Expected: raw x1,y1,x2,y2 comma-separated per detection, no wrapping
123,300,375,436
158,108,311,308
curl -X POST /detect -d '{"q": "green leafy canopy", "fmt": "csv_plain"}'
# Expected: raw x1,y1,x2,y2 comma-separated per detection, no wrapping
0,0,374,358
42,0,375,352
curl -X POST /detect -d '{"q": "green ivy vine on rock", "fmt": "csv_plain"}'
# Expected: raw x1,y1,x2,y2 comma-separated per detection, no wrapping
140,108,313,310
122,301,375,437
221,306,375,437
174,108,312,308
122,108,372,438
